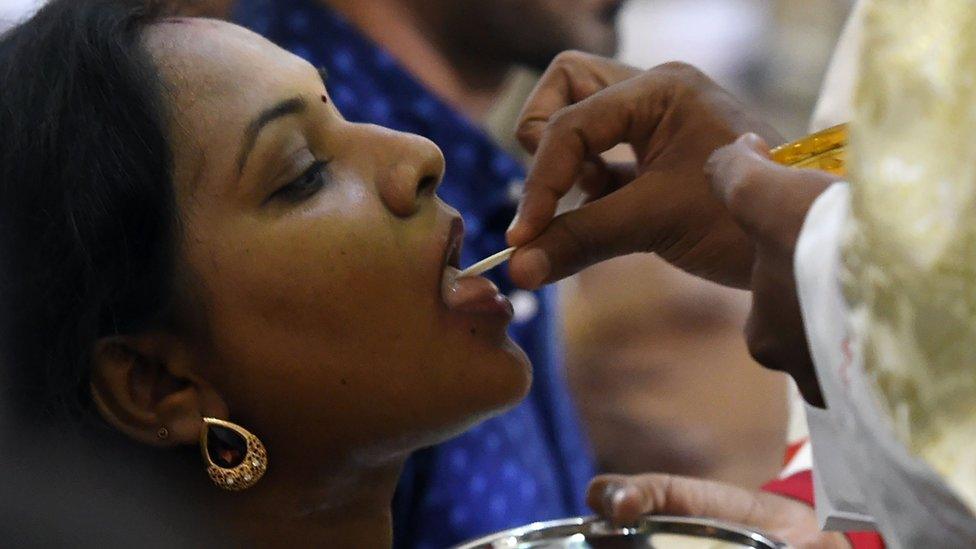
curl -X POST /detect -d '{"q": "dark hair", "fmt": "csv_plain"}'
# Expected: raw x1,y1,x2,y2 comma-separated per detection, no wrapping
0,0,179,421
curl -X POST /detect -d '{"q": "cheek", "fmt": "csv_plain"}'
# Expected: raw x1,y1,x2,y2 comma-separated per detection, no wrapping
185,200,440,387
181,192,529,451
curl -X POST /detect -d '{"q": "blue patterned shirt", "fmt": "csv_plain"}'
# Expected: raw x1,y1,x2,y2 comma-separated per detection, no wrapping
233,2,594,547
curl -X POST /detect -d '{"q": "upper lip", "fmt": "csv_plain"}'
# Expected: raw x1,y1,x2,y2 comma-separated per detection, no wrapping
443,216,464,270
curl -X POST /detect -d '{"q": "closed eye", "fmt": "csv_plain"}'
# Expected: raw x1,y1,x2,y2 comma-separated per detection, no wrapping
268,160,330,204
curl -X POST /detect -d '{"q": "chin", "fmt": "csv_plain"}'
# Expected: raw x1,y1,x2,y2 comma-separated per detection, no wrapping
489,342,532,421
457,337,532,426
498,336,533,402
413,351,531,449
395,330,532,451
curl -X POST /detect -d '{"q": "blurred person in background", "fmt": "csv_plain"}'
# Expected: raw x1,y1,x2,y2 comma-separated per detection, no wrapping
563,257,788,487
230,1,624,546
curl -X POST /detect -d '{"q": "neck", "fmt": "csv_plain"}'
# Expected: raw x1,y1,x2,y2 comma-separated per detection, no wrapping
323,0,511,122
228,455,404,547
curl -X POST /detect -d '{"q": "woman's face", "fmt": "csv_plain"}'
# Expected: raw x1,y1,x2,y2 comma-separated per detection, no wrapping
144,20,530,464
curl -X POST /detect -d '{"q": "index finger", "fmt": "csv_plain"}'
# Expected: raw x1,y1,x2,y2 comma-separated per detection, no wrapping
508,70,670,247
516,51,640,154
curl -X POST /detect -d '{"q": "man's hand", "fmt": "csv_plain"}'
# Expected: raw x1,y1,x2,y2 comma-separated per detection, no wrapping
507,52,840,403
507,52,782,290
706,134,840,407
588,473,851,549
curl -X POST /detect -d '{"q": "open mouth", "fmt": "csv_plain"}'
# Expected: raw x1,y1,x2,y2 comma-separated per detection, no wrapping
440,217,513,319
443,216,463,272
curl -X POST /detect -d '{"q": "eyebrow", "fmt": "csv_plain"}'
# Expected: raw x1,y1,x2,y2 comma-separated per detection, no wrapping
236,97,308,174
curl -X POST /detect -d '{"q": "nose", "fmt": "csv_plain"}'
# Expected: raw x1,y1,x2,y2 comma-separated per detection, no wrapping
359,124,445,217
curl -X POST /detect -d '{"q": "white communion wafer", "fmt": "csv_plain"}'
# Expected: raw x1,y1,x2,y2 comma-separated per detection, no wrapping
457,247,515,278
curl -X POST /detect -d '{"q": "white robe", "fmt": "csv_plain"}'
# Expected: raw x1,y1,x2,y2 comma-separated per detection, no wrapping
797,184,976,547
801,3,878,533
797,3,976,544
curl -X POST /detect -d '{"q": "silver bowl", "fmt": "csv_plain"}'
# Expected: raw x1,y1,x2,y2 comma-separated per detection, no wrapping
453,515,788,548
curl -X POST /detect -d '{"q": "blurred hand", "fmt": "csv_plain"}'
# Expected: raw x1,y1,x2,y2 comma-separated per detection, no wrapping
588,473,851,549
706,134,840,407
507,52,782,290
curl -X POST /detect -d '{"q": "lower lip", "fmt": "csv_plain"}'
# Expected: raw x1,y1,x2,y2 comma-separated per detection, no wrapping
442,267,514,319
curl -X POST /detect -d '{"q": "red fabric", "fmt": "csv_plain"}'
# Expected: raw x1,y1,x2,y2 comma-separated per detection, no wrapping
762,470,885,549
762,470,815,503
783,438,808,467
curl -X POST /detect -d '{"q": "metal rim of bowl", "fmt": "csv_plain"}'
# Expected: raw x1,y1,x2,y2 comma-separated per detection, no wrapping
452,514,789,549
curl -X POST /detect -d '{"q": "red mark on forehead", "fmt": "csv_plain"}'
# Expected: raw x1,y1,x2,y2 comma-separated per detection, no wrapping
321,95,329,104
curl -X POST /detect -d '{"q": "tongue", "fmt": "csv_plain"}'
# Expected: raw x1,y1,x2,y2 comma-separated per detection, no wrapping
442,268,505,312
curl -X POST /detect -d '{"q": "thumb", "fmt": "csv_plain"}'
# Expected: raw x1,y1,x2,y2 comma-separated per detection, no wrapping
508,182,653,289
705,133,774,231
706,133,838,251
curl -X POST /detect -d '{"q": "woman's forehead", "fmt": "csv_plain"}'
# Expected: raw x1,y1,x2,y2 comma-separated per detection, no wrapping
144,19,312,113
142,18,318,189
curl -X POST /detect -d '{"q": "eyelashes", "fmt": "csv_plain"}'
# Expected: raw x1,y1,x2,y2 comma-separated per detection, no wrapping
268,160,330,204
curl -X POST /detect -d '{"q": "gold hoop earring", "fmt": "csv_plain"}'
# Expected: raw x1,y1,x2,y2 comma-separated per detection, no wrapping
200,417,268,491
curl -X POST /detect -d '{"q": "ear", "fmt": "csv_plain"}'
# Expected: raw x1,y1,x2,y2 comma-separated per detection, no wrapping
90,333,228,447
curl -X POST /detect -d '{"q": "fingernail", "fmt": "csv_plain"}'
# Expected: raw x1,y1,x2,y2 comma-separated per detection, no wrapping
518,248,550,287
602,482,623,511
738,132,766,153
506,211,521,237
611,486,631,509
